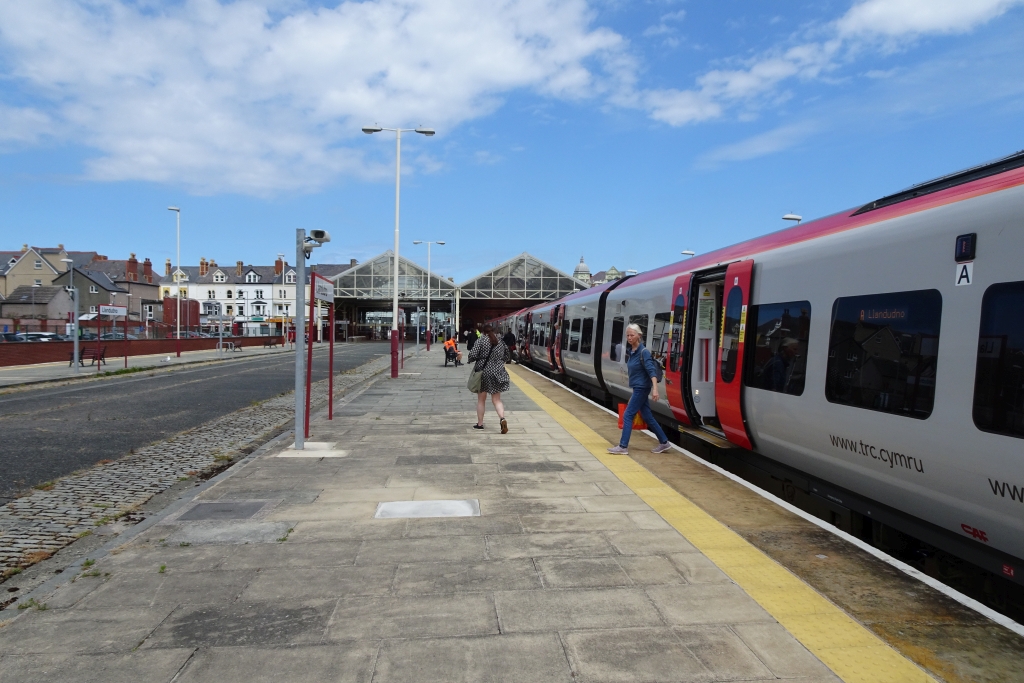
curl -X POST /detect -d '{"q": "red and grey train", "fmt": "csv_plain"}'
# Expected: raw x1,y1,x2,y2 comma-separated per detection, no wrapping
492,151,1024,589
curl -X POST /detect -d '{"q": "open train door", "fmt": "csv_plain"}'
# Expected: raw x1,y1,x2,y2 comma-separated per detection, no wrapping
551,304,564,373
665,273,692,425
715,260,753,449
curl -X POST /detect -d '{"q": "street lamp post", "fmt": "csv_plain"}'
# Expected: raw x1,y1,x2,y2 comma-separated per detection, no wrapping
412,240,444,351
168,206,181,357
361,124,435,377
61,258,78,373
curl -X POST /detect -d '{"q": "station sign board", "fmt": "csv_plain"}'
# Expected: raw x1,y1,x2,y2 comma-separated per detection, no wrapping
314,278,334,302
99,305,127,317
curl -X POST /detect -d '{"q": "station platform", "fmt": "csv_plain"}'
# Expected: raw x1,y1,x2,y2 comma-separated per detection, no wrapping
1,348,1019,681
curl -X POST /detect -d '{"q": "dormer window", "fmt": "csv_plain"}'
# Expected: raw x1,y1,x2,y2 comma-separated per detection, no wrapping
284,271,296,284
245,272,259,283
213,271,226,283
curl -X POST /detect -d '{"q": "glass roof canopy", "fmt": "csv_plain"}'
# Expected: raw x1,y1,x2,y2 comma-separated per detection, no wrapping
331,251,456,301
457,253,588,300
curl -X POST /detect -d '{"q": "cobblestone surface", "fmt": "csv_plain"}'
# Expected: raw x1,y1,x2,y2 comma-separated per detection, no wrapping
0,354,391,573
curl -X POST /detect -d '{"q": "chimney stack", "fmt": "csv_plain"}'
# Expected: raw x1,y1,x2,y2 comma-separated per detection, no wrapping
143,258,153,283
275,257,284,275
21,244,28,252
128,253,138,282
199,257,208,277
349,258,358,269
210,259,217,267
165,258,172,276
58,243,65,250
236,260,244,276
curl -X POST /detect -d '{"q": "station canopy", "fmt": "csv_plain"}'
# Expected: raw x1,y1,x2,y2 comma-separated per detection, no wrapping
331,250,456,301
457,253,588,300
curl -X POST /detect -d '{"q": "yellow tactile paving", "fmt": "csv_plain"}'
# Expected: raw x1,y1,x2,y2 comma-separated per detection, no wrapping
509,370,936,683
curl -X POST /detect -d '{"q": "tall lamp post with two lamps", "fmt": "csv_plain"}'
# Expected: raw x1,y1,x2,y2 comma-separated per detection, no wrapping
168,206,183,357
412,240,444,351
361,124,435,378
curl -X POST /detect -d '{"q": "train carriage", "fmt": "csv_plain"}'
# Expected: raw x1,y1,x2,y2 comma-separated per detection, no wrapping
502,151,1024,587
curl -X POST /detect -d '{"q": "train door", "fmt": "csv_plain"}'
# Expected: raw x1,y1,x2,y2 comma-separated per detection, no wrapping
665,273,692,425
690,281,721,430
551,305,564,372
715,260,754,449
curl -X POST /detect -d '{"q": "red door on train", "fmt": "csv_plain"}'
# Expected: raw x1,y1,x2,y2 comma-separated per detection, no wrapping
715,260,753,449
551,305,564,373
665,273,692,425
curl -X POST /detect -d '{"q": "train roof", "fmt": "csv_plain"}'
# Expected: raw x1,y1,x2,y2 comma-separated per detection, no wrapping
624,150,1024,288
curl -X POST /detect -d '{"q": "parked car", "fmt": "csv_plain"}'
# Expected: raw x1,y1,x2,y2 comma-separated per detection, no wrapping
165,331,204,339
78,331,98,341
25,332,61,342
100,332,139,340
1,332,27,342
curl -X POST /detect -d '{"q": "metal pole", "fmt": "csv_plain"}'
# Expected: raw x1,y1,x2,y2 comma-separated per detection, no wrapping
71,267,79,373
426,241,431,352
175,210,181,358
391,129,401,378
329,301,334,420
294,229,306,450
305,280,315,439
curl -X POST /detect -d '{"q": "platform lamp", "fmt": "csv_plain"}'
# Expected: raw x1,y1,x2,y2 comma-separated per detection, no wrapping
60,258,79,373
681,250,695,257
412,240,444,351
782,213,802,224
361,123,435,378
168,206,182,357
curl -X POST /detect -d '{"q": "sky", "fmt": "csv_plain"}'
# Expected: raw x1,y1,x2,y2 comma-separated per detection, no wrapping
1,0,1022,283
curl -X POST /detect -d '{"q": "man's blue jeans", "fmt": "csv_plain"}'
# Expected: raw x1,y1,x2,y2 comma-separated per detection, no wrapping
619,387,669,447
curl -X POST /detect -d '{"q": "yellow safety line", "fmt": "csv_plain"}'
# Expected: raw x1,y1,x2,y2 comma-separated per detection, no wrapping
509,371,935,683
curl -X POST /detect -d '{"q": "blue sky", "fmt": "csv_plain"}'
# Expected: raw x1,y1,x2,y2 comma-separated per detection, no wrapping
1,0,1022,282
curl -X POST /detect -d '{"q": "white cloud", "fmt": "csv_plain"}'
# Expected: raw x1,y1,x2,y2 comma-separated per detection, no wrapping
696,122,819,168
635,0,1024,128
0,0,625,194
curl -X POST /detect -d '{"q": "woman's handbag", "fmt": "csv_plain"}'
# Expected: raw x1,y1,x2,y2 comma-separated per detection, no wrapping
467,343,498,393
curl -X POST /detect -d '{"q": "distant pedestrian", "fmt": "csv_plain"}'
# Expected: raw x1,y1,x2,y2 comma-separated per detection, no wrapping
465,328,476,351
468,323,511,433
608,323,671,455
502,329,517,363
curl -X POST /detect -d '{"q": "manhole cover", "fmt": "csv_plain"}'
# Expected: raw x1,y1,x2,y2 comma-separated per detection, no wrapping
374,499,480,519
178,502,267,521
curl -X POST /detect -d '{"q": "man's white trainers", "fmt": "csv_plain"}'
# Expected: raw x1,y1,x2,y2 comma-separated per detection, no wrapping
606,445,629,455
651,442,672,454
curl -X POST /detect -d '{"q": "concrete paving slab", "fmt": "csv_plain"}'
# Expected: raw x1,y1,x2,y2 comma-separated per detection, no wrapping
78,569,255,608
732,622,840,679
373,634,572,683
479,497,588,515
288,519,407,542
239,565,396,600
495,588,664,632
605,530,698,555
218,541,360,570
354,536,487,565
535,557,633,589
645,584,776,625
374,499,480,518
393,559,542,594
561,627,711,683
143,599,336,649
402,515,523,538
325,593,498,640
666,553,732,584
97,544,230,573
0,649,194,683
576,495,653,513
615,555,687,586
174,644,378,683
485,532,616,560
0,606,176,654
163,521,294,545
673,625,775,680
519,512,638,533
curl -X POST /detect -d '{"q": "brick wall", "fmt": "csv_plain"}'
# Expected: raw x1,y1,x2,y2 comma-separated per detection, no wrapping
0,336,286,368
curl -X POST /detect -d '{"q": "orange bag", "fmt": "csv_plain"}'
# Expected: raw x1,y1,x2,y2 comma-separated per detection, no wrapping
617,403,647,430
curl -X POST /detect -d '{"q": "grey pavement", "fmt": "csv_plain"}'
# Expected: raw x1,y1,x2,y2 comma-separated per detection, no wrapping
0,348,840,682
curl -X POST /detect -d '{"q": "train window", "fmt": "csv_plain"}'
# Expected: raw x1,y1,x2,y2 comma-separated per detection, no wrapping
561,319,570,351
580,318,594,354
669,293,686,373
744,300,811,396
650,313,671,366
629,315,649,345
720,287,744,383
825,289,942,419
609,317,625,361
569,318,581,352
973,281,1024,439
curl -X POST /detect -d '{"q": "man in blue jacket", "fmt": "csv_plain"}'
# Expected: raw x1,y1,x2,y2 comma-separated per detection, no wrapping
608,323,672,455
